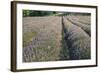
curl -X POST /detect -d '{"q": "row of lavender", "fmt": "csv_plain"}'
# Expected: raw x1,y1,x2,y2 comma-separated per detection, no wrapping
62,16,91,59
23,16,62,62
23,14,91,62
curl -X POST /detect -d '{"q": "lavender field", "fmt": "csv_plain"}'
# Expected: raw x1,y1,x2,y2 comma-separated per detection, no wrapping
23,12,91,62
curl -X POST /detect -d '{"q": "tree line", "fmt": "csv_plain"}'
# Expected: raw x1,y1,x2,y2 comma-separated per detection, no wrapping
23,10,58,17
23,10,91,17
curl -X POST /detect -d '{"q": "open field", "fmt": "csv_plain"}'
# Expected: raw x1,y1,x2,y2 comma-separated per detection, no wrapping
23,14,91,62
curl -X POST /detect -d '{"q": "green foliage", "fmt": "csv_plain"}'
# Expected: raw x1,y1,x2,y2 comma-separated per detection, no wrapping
23,10,30,17
23,10,91,17
23,10,59,17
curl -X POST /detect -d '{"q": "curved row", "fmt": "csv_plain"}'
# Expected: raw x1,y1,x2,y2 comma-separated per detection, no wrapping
62,17,91,60
65,16,91,36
